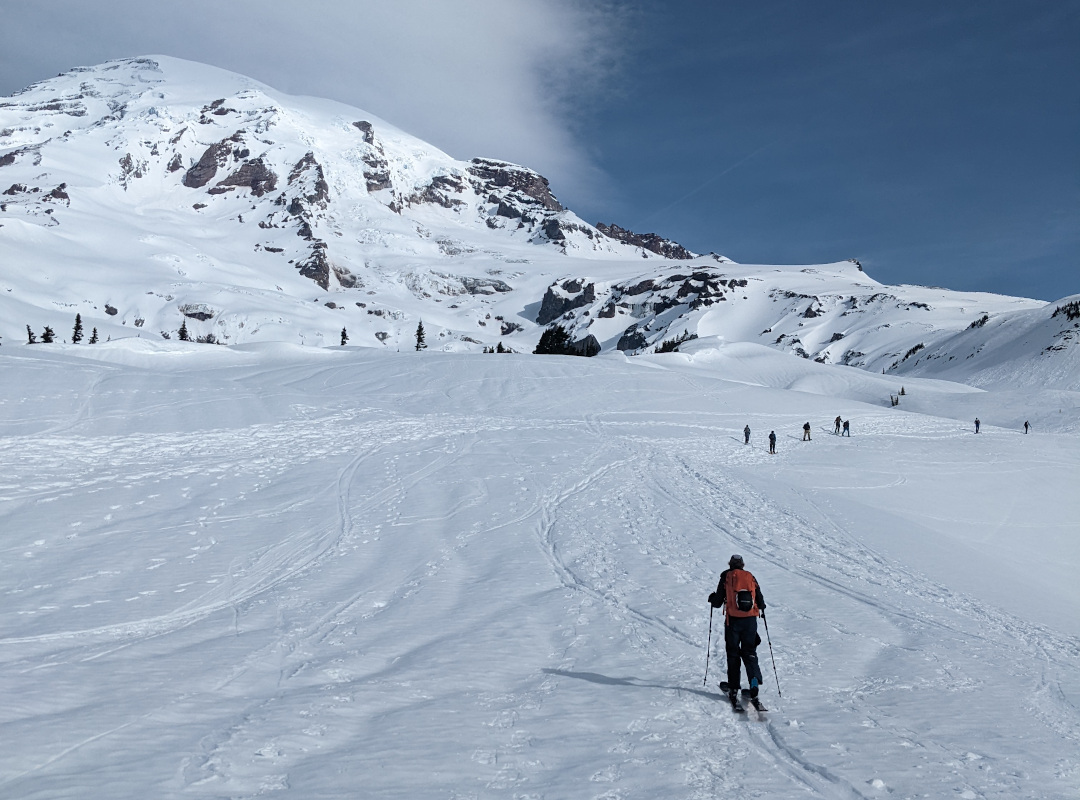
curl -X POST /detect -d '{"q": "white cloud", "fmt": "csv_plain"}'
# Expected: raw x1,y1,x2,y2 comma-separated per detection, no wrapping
0,0,625,205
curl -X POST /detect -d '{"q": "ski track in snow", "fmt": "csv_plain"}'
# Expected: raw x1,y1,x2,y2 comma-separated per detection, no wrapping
0,350,1078,799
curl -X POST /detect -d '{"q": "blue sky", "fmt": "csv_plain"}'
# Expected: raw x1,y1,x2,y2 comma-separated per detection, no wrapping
2,1,1076,301
567,2,1078,301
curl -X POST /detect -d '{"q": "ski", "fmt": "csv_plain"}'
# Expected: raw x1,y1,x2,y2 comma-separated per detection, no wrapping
719,682,765,712
744,694,767,713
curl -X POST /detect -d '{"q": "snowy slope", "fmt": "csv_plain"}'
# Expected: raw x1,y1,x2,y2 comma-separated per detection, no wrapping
2,56,1076,393
1,342,1078,799
0,55,677,353
894,295,1080,390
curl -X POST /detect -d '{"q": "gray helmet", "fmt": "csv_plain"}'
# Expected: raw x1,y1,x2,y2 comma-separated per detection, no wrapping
729,554,745,569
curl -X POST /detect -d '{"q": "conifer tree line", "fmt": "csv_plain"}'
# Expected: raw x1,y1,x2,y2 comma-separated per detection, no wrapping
24,314,96,344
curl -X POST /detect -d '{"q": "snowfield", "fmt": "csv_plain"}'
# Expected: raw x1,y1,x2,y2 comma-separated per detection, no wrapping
1,339,1077,799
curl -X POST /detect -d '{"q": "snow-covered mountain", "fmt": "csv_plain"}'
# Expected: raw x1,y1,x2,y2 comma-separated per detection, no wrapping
1,55,1077,390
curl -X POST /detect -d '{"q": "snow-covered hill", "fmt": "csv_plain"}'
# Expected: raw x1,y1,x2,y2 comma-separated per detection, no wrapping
1,341,1078,798
2,56,1075,391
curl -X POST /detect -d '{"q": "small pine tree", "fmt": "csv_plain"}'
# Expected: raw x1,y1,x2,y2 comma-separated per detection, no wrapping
899,386,906,396
415,321,427,351
89,327,99,344
340,327,349,346
41,326,55,344
496,342,507,353
26,324,37,344
72,313,84,344
534,324,572,355
178,319,190,341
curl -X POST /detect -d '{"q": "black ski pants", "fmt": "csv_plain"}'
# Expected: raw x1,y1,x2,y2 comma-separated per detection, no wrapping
725,616,763,690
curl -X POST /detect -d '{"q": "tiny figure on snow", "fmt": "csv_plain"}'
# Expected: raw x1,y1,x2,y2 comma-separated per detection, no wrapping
842,420,850,437
975,417,981,434
802,422,811,441
834,415,842,435
768,431,777,454
744,425,751,445
1024,421,1030,434
709,555,767,707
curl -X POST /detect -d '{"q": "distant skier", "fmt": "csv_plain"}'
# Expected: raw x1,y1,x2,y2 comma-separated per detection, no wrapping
834,415,842,434
709,555,766,707
768,431,776,454
802,422,811,441
744,425,751,444
842,420,850,437
1024,421,1030,434
975,417,981,434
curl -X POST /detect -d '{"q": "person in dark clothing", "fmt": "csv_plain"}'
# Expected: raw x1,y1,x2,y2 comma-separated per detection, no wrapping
744,425,751,444
975,417,981,434
802,422,811,441
709,555,766,702
768,431,776,454
842,420,850,436
834,415,842,434
1024,420,1030,434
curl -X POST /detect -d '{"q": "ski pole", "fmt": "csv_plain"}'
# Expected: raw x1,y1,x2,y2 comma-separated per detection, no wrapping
703,605,714,686
761,611,782,697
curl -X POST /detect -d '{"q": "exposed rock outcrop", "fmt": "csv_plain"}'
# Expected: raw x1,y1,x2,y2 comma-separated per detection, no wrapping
214,157,278,197
537,279,596,325
595,223,695,260
468,158,562,212
182,139,233,188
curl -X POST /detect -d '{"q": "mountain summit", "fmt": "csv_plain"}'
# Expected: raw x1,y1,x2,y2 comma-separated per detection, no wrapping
1,56,1075,388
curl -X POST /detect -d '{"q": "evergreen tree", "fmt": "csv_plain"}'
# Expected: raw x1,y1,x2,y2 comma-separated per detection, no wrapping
41,326,55,344
533,324,572,355
89,327,99,344
178,319,190,341
26,325,37,344
415,321,427,351
340,327,349,346
72,313,84,344
496,342,507,353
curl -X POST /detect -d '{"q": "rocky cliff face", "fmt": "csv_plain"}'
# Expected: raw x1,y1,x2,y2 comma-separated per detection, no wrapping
595,223,696,260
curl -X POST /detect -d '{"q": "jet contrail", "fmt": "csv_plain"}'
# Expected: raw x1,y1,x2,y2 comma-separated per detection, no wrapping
636,139,778,230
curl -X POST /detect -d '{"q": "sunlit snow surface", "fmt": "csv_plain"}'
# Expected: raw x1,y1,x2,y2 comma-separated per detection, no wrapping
1,339,1078,799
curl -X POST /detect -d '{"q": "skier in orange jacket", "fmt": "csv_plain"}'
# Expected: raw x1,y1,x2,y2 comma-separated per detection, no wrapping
709,555,766,703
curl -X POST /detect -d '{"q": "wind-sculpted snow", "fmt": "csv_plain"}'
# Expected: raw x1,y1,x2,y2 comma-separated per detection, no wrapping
1,343,1077,798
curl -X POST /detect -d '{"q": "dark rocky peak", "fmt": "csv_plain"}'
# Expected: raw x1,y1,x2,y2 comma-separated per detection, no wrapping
348,121,392,193
352,120,376,145
182,132,245,189
287,152,330,210
468,158,562,212
213,157,278,197
595,223,695,260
